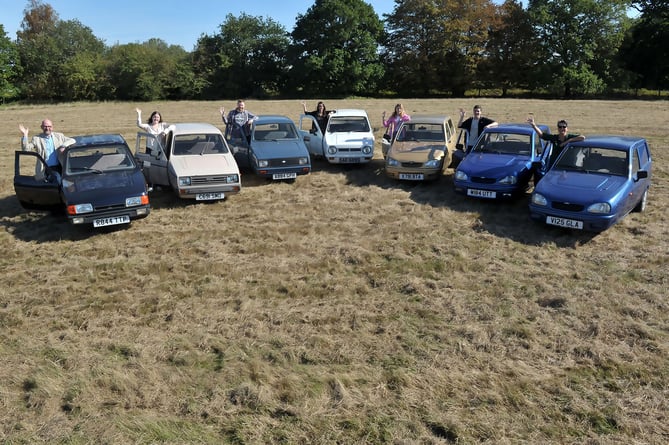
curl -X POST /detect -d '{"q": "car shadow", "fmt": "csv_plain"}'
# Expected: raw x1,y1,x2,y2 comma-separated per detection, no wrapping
341,166,598,247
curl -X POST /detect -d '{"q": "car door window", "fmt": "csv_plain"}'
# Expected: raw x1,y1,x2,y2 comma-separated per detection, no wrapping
632,147,640,175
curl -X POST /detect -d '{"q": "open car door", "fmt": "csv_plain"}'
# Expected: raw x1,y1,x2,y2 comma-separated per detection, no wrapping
298,114,324,158
135,132,170,187
14,151,62,210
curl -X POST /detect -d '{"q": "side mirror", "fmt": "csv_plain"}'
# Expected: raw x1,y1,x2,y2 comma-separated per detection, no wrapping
456,143,464,151
636,170,648,180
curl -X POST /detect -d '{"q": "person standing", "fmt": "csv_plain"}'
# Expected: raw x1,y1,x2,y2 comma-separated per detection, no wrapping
19,118,76,179
458,105,498,151
382,103,411,141
528,117,585,167
136,108,174,153
220,99,258,142
301,100,332,133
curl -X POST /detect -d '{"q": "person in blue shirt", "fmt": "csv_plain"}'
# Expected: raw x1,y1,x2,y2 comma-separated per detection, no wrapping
220,99,258,143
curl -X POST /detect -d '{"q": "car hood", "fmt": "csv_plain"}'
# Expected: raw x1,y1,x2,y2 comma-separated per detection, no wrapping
536,170,626,201
325,133,374,146
252,140,309,159
62,171,146,203
458,152,531,176
389,142,445,162
170,154,239,175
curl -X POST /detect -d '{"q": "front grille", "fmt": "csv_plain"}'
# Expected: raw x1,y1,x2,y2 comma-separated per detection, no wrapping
401,161,423,168
191,175,237,185
471,176,496,184
552,202,584,212
94,203,126,211
268,158,302,168
337,147,362,153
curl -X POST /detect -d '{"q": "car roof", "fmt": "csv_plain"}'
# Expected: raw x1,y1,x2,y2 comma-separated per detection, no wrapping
330,109,369,117
568,135,647,150
72,134,128,146
255,115,296,125
401,115,453,124
486,122,550,134
170,122,223,135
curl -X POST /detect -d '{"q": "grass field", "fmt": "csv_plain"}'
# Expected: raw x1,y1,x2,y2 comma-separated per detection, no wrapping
0,99,667,444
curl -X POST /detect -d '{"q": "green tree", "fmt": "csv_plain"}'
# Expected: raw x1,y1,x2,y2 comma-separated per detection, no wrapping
16,0,105,101
383,0,496,97
478,0,541,96
193,13,290,99
289,0,385,96
0,24,21,102
104,39,192,101
527,0,629,96
620,1,669,93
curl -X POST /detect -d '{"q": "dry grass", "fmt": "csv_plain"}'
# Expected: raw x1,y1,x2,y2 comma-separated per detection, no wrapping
0,99,667,444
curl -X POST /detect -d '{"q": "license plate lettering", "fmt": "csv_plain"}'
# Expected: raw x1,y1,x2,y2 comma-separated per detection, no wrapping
467,188,496,199
399,173,424,180
546,216,583,229
93,215,130,227
338,157,361,163
196,192,224,201
272,172,297,180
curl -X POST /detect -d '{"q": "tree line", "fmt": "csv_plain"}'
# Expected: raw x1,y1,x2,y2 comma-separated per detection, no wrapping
0,0,666,103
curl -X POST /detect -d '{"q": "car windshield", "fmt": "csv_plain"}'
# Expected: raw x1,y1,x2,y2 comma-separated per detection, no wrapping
395,123,445,142
65,145,135,175
172,134,229,155
473,132,533,155
253,122,298,141
554,146,629,176
327,117,370,133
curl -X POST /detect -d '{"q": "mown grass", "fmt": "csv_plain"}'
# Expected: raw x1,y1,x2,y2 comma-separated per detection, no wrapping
0,98,667,444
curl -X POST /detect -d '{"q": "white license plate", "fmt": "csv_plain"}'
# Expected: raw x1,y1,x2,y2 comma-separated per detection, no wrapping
196,192,224,201
467,188,497,199
338,157,361,163
272,172,297,180
546,215,583,229
93,215,130,227
399,173,424,180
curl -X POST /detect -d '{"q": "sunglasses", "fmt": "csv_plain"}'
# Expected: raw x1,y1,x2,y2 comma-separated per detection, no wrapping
557,125,567,129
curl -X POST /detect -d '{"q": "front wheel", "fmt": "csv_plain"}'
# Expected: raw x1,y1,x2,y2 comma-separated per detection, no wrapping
632,189,648,213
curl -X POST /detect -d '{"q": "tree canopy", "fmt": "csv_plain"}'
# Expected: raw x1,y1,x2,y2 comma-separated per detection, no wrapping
0,0,666,102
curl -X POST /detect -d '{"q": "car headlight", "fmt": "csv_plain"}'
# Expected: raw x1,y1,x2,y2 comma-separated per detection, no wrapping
68,203,93,215
226,174,239,183
327,146,337,154
587,202,611,214
386,157,400,167
424,159,441,168
454,170,468,181
257,159,269,168
178,177,191,186
126,196,149,207
531,193,547,206
362,145,372,155
299,157,308,165
499,175,517,185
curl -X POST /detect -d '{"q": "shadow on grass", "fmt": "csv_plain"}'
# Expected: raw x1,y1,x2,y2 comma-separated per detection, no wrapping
340,165,598,248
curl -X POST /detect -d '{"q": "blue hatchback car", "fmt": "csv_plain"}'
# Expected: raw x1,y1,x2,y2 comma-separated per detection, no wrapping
453,123,551,199
231,115,311,181
529,135,652,232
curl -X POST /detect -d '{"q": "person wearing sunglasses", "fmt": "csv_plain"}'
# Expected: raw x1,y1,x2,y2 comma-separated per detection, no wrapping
528,117,585,168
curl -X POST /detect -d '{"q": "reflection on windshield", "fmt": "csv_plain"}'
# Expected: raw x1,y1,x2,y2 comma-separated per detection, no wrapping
395,124,445,142
66,146,135,175
473,133,532,155
172,134,229,155
253,123,298,141
555,146,628,176
327,117,370,133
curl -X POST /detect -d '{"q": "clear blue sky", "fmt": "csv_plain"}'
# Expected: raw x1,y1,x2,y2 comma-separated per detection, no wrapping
1,0,396,50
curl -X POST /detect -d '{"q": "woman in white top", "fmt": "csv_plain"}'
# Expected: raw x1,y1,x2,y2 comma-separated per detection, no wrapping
136,108,173,134
136,108,174,154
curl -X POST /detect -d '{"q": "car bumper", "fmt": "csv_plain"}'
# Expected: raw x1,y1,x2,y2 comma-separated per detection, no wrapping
454,181,526,199
386,167,442,181
254,166,311,179
68,205,151,226
528,205,618,232
176,184,241,199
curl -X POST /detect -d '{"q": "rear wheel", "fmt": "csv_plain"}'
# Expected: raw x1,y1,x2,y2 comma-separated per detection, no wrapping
633,189,648,213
